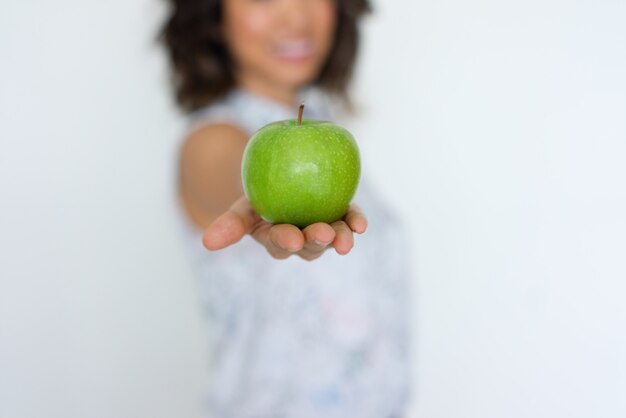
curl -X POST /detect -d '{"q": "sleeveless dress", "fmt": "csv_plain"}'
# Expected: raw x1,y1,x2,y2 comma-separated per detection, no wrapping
175,87,412,418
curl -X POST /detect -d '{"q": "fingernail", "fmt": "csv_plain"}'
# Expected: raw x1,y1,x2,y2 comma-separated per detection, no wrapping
313,240,326,246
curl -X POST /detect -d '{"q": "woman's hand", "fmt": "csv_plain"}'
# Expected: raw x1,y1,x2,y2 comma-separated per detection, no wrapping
202,196,368,261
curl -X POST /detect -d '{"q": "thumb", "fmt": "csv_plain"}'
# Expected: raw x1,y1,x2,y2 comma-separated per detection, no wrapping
202,197,261,250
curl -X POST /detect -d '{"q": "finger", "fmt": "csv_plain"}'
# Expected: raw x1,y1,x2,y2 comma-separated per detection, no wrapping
330,220,354,255
267,224,305,253
302,222,335,252
202,196,260,251
249,222,293,259
297,250,326,262
344,203,368,234
297,223,336,261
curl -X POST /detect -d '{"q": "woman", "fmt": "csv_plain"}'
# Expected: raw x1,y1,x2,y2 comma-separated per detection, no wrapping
160,0,412,416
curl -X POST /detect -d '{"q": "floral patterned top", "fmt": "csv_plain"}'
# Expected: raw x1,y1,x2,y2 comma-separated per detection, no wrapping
175,87,412,418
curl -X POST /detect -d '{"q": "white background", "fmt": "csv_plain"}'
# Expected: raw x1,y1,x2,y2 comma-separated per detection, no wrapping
1,1,625,417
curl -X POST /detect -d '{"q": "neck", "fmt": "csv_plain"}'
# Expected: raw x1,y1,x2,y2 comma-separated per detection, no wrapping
235,71,300,109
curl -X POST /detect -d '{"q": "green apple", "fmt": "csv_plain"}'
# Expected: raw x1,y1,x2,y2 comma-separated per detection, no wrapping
241,103,361,228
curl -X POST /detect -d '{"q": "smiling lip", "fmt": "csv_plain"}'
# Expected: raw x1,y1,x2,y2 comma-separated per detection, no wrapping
273,39,314,63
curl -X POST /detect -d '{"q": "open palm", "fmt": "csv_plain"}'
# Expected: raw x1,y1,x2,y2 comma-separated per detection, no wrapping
202,196,368,261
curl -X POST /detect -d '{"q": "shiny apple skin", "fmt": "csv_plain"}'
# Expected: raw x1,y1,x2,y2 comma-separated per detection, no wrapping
242,119,361,228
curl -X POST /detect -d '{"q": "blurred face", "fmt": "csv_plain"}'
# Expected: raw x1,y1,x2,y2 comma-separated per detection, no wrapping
222,0,337,97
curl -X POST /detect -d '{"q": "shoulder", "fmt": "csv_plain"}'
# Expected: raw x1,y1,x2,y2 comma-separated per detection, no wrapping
180,123,249,166
184,90,247,137
179,90,251,168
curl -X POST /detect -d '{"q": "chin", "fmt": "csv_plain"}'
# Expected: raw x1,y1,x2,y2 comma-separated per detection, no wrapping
273,67,322,91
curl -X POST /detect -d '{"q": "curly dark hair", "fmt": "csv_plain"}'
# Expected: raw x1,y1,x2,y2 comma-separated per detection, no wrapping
159,0,372,113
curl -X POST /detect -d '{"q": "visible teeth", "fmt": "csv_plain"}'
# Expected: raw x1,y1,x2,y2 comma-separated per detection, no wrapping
275,40,313,58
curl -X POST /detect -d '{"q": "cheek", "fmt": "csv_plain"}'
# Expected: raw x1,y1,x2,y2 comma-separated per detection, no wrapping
238,10,271,38
224,6,274,59
312,2,338,49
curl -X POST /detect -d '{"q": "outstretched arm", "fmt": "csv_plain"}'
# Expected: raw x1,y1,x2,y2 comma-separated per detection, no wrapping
179,122,367,261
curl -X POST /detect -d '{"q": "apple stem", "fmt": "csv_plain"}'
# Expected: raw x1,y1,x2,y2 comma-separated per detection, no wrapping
297,101,304,125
